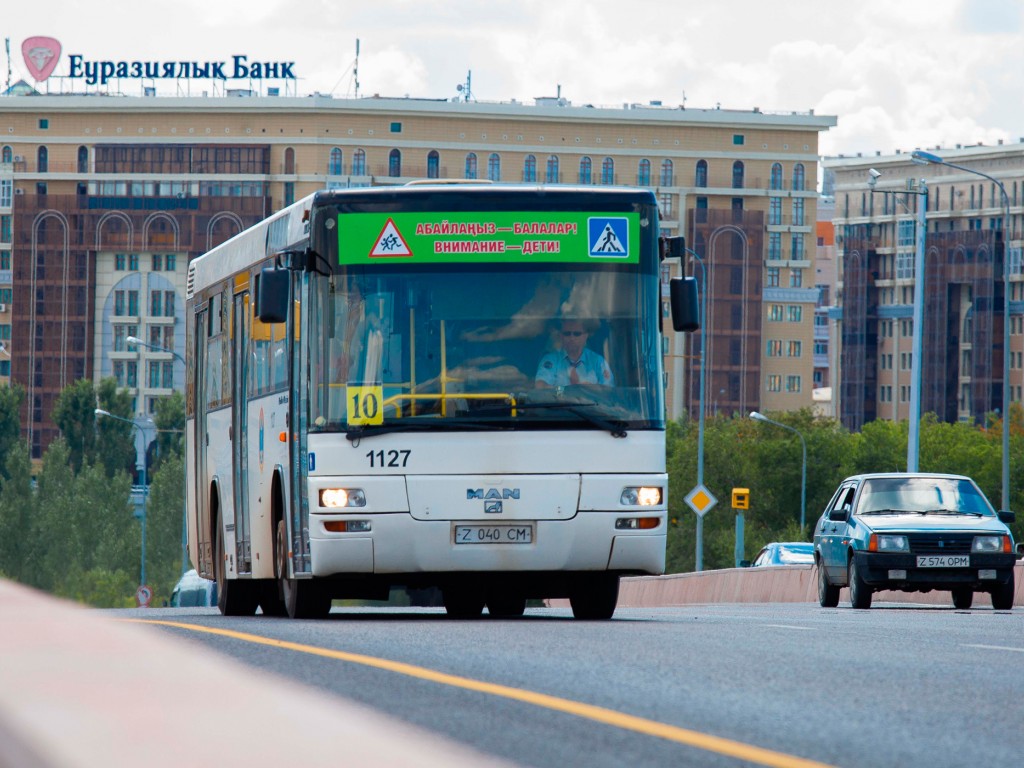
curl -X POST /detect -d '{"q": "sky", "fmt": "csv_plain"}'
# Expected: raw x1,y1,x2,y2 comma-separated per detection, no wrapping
5,0,1024,158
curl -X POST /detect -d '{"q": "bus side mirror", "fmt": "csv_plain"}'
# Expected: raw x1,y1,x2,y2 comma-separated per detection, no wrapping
257,268,290,324
670,276,699,333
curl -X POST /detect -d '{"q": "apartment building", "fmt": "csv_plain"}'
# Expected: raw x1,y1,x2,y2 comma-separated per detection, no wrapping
825,144,1024,431
0,92,834,457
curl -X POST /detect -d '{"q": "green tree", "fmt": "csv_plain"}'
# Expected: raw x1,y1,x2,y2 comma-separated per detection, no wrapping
52,377,134,475
0,441,35,582
144,452,187,604
0,383,24,482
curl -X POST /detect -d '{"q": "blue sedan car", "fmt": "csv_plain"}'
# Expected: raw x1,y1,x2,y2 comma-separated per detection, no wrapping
814,473,1016,609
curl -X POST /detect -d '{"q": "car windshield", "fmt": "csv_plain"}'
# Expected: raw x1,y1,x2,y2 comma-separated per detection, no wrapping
858,477,995,516
776,544,814,564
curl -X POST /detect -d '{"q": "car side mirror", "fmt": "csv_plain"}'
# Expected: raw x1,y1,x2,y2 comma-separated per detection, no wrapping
997,510,1015,525
739,560,752,568
828,506,850,523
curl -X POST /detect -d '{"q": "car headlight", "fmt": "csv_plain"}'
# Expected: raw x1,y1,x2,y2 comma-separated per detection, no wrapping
620,486,662,506
972,535,1010,553
319,488,366,508
869,534,909,552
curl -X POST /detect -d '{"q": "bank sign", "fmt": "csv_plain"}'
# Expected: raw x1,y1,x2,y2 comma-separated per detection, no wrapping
21,36,296,86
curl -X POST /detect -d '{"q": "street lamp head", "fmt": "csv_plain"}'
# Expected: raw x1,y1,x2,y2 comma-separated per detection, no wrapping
749,411,766,422
94,408,110,417
911,150,943,166
126,336,141,346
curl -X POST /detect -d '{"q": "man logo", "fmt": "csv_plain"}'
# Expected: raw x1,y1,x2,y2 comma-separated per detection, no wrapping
467,488,521,500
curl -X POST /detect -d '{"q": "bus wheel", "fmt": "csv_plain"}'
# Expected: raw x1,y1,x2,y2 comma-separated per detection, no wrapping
486,591,526,618
276,520,331,619
215,521,258,616
569,574,619,620
443,585,485,618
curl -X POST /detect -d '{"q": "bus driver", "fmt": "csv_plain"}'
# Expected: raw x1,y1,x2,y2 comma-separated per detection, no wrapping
535,318,614,388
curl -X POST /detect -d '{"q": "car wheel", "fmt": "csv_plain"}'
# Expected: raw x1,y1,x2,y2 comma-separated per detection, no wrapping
951,588,974,610
848,557,872,609
817,562,840,608
991,571,1015,611
569,574,620,620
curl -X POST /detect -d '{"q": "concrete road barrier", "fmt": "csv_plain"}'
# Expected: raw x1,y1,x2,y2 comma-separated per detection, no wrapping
615,562,1024,608
0,580,513,768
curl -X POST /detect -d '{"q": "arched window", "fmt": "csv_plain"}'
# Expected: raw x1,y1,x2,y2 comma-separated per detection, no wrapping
792,163,806,191
637,159,651,186
659,159,673,187
487,153,501,181
465,153,478,179
77,146,89,174
1,146,11,163
38,146,48,173
427,150,440,179
545,155,559,184
329,148,343,175
523,154,537,182
388,149,402,178
283,147,295,175
695,160,708,188
352,149,367,176
732,160,744,189
579,157,592,184
770,163,783,190
601,157,615,185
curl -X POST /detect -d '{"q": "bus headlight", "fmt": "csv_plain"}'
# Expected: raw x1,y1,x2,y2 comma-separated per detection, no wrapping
319,488,366,508
620,486,662,506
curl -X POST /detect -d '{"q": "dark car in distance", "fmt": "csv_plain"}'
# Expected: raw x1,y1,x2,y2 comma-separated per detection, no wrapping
813,473,1016,610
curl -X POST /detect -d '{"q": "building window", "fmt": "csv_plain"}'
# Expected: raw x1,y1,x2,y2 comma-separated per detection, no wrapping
352,149,367,176
601,157,615,185
766,339,782,357
523,155,537,182
660,159,673,186
545,155,559,183
767,375,782,392
579,156,592,184
151,253,162,272
770,163,783,190
488,153,501,181
427,150,440,179
129,253,139,270
790,268,803,287
768,304,784,322
785,375,801,393
732,134,745,146
388,149,401,177
787,305,802,322
787,340,802,357
465,153,478,179
658,194,672,218
390,122,402,133
792,164,805,191
695,160,708,188
769,197,782,225
151,291,162,317
329,148,343,175
767,267,780,287
792,198,805,226
39,119,49,130
768,232,782,260
165,254,177,271
791,235,805,260
637,158,651,186
732,161,744,189
115,254,126,271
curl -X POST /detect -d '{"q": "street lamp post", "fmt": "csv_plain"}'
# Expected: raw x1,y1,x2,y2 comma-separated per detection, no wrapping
911,150,1012,512
95,408,152,590
749,411,807,534
126,335,189,576
687,248,708,571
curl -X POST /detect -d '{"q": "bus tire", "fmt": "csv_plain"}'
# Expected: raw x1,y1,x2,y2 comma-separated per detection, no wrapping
276,519,331,619
443,585,485,618
486,591,527,618
569,573,619,620
215,518,258,616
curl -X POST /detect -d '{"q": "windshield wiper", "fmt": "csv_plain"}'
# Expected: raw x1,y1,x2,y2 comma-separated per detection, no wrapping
859,508,904,515
345,419,494,442
918,508,984,517
505,400,628,437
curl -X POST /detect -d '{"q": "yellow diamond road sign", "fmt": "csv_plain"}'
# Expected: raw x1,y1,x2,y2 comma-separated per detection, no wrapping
685,484,718,518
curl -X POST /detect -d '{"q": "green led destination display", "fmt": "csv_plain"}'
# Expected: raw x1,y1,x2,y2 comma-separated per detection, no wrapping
337,211,640,265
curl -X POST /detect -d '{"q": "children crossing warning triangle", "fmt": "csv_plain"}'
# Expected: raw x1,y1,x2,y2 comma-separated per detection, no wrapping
370,218,412,258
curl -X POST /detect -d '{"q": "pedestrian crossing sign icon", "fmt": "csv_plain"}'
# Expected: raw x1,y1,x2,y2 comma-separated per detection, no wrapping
588,217,629,258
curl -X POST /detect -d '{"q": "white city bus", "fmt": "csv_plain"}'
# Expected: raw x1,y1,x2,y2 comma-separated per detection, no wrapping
185,184,696,619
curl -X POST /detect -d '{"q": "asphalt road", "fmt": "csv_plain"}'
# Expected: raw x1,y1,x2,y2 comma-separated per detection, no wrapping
120,602,1024,768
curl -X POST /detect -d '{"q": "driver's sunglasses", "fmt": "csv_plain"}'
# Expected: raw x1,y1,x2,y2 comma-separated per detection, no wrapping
561,331,585,337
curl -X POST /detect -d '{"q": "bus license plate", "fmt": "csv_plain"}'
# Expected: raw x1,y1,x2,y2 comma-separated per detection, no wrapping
916,555,970,568
455,524,533,545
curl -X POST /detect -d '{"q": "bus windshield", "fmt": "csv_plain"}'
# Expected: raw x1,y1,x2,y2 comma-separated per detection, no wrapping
305,264,663,434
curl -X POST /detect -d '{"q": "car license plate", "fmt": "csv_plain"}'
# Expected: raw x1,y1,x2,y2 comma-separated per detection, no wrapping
454,524,533,544
916,555,970,568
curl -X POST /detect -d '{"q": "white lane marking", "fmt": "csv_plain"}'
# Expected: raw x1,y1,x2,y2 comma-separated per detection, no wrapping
763,624,815,631
962,644,1024,653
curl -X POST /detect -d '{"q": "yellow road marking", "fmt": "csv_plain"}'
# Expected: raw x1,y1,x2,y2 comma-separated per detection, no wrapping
135,619,836,768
